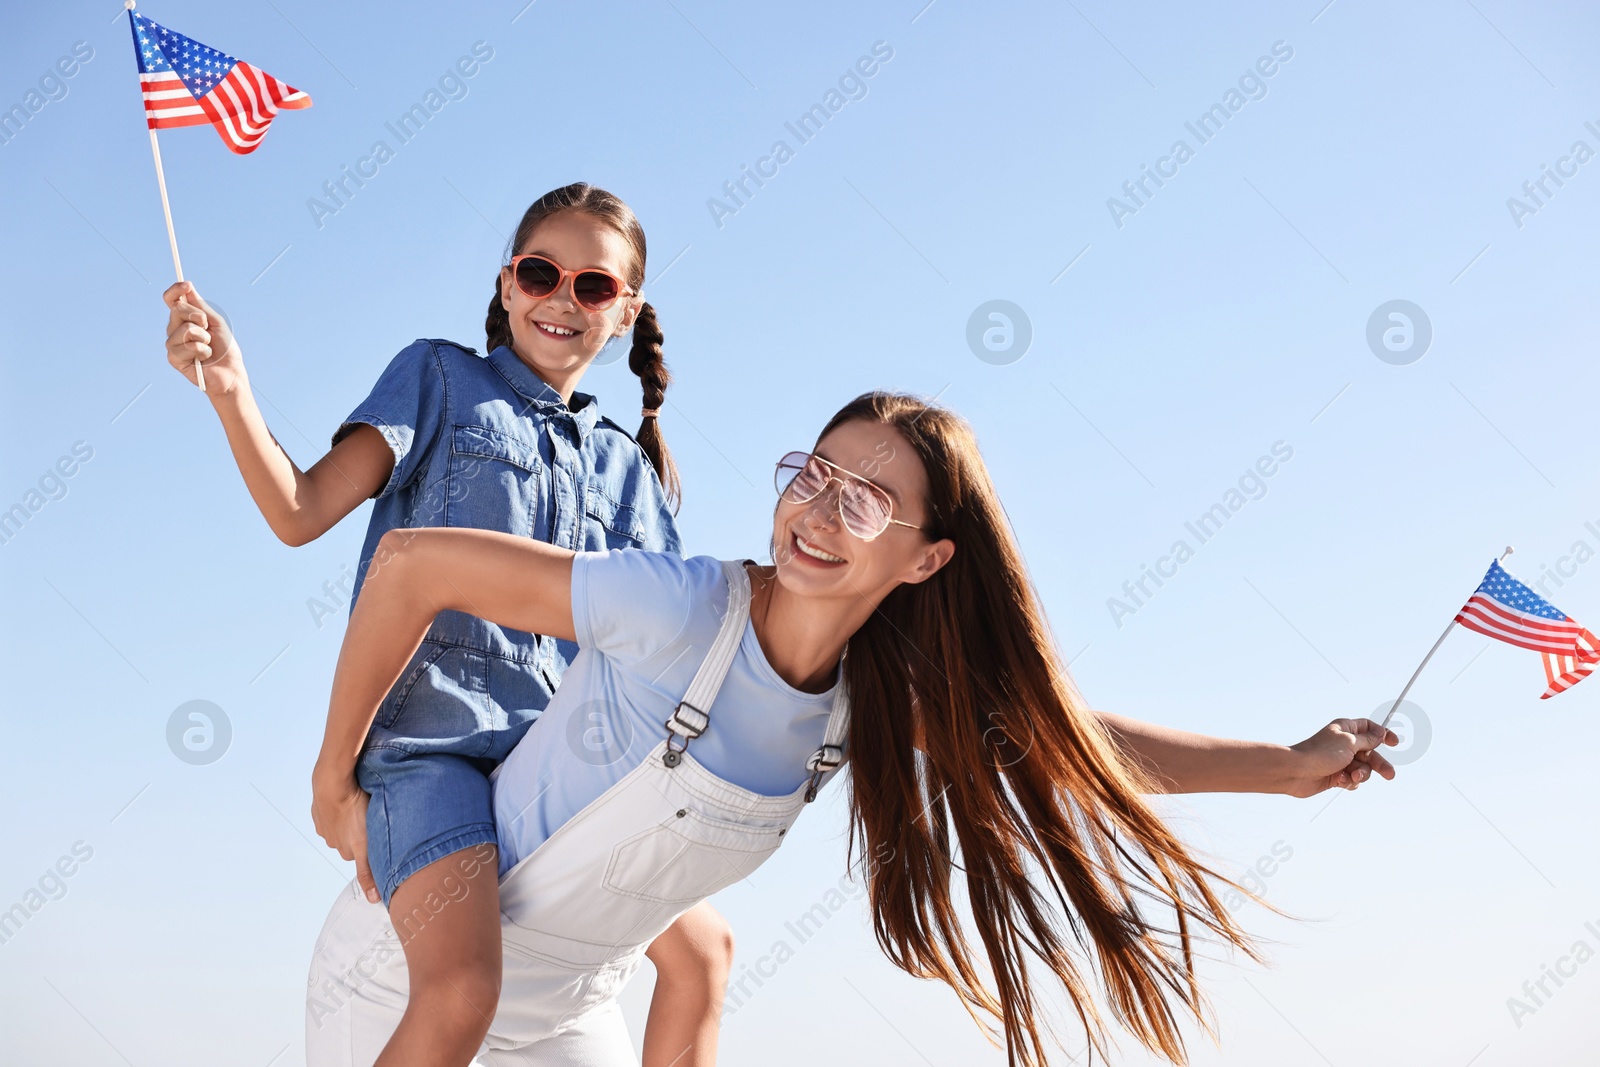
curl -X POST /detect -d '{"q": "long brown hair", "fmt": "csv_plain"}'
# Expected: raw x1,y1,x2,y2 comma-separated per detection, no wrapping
484,182,679,508
825,392,1275,1067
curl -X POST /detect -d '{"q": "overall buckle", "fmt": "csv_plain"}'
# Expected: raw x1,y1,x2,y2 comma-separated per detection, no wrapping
803,744,845,802
662,701,708,768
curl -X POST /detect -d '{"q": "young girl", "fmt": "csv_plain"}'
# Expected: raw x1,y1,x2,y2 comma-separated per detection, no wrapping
304,391,1398,1066
162,183,735,1067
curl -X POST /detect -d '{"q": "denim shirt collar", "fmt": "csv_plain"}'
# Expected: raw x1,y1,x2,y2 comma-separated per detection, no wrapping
487,345,600,440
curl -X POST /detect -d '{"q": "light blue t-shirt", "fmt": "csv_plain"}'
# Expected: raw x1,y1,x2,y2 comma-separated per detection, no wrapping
491,550,843,875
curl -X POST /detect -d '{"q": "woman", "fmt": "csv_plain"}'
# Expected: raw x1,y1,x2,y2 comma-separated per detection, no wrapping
305,392,1396,1066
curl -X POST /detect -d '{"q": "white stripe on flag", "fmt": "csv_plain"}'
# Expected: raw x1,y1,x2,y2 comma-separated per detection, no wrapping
204,73,266,149
1468,594,1579,635
1458,602,1578,654
218,76,268,136
225,67,275,132
244,65,282,116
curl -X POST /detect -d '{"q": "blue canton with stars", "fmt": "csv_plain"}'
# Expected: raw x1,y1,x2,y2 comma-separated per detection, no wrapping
1475,560,1568,620
130,12,237,99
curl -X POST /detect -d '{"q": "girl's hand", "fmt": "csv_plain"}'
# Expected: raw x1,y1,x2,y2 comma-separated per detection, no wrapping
311,766,380,903
1281,718,1398,798
163,280,245,397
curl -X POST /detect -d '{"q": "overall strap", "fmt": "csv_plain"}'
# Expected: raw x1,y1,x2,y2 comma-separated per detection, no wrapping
804,669,851,802
662,560,753,768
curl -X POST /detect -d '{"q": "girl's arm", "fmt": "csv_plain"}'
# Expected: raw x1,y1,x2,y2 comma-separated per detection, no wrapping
164,281,394,546
310,527,577,899
1096,710,1398,797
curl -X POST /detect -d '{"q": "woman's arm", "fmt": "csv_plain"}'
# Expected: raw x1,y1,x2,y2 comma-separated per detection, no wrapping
315,527,579,773
1096,710,1398,797
309,528,577,899
164,280,394,546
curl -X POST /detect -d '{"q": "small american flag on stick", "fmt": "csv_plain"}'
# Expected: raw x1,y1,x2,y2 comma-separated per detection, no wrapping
1454,559,1599,699
1380,548,1594,732
123,2,311,390
129,8,310,154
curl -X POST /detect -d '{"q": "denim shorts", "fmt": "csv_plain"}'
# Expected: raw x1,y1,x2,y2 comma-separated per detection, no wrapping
357,639,551,905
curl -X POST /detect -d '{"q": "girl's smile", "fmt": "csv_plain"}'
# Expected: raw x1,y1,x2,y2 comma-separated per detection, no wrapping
533,319,581,339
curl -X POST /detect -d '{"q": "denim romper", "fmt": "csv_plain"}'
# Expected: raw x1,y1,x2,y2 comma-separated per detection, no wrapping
333,339,680,903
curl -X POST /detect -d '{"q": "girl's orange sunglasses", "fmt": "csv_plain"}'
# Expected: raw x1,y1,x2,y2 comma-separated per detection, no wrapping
507,254,635,312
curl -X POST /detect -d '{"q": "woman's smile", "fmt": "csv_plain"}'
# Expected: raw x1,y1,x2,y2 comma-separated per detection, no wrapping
791,531,846,565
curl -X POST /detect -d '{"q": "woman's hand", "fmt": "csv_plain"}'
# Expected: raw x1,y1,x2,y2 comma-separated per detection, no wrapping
311,763,380,903
164,280,246,397
1280,718,1398,798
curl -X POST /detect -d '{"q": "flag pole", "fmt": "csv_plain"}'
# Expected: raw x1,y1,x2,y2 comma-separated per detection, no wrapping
127,0,204,391
1380,545,1514,730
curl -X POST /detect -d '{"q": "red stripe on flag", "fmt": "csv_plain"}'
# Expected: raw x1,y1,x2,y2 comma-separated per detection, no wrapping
240,61,310,111
245,64,292,116
145,111,211,130
1466,595,1582,636
197,93,249,151
139,71,208,129
220,71,269,134
1541,628,1600,698
1455,599,1581,656
1455,609,1576,655
200,71,268,153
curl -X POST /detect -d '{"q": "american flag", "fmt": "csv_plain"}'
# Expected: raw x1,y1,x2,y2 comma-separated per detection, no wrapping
128,11,310,154
1454,559,1599,699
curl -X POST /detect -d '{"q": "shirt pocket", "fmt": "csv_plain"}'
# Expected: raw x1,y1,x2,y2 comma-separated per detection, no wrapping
582,483,648,550
445,424,541,536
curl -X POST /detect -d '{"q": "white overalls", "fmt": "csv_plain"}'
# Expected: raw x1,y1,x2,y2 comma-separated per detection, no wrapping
305,560,850,1066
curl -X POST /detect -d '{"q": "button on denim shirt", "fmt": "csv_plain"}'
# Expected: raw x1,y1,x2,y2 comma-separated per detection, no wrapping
334,339,682,758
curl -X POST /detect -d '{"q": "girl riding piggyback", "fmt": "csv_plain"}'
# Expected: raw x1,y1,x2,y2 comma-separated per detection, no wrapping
162,183,735,1067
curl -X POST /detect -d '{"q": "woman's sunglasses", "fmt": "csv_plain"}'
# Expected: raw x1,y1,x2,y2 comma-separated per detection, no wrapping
774,451,925,541
507,254,633,311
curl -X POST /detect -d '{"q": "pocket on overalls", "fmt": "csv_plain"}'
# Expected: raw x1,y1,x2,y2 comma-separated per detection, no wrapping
499,807,786,972
602,807,786,907
445,424,541,535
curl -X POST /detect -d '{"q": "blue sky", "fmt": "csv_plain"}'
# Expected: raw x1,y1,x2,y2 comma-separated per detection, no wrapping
3,1,1599,1064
